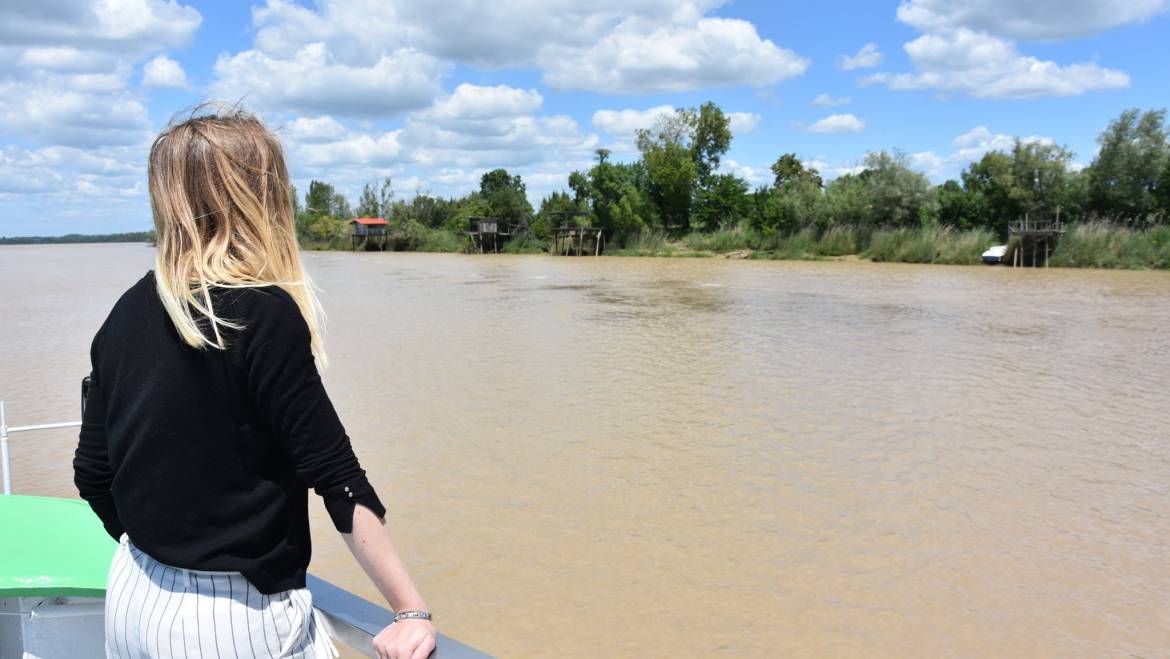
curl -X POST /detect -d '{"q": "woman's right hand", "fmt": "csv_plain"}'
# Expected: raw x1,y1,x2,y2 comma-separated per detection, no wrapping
372,618,437,659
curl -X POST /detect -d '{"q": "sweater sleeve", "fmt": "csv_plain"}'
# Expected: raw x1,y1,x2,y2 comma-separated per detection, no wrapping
240,288,386,533
73,325,125,540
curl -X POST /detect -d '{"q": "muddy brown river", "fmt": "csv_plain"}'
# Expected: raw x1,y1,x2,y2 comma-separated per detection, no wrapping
2,243,1168,657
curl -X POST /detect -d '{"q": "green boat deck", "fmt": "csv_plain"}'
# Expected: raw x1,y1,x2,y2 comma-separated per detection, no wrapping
0,495,116,598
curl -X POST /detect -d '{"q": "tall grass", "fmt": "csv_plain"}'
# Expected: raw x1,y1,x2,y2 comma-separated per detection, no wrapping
501,232,549,254
608,228,673,256
864,226,996,265
1048,222,1170,269
682,225,863,259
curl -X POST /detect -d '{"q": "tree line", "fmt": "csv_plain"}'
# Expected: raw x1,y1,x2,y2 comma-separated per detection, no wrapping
291,104,1170,252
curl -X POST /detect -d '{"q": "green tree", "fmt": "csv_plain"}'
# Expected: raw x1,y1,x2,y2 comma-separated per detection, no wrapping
1087,108,1169,223
962,151,1016,234
535,191,576,239
356,181,381,218
304,180,336,216
693,173,749,232
936,179,981,229
479,169,533,230
379,177,394,218
770,154,823,190
642,141,697,232
1008,139,1074,220
331,193,353,220
688,101,733,188
857,150,936,227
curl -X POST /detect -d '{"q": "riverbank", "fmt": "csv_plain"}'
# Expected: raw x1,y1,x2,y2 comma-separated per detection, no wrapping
322,222,1170,270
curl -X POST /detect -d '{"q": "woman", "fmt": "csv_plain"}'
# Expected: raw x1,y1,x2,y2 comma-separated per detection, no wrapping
72,105,437,659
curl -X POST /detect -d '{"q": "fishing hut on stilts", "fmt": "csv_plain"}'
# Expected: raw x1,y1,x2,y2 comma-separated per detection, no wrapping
1008,211,1064,267
350,217,389,251
549,210,604,256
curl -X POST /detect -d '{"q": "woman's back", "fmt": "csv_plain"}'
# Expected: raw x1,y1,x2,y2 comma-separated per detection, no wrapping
74,105,433,659
74,269,384,595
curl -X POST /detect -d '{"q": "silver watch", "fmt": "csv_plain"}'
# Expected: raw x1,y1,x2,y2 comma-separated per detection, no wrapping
393,610,432,623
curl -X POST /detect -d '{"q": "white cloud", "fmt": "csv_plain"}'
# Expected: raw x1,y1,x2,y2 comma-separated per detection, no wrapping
909,125,1056,178
1,0,202,63
896,0,1168,40
0,0,201,155
728,112,761,135
722,159,770,186
142,55,190,89
294,131,404,169
235,1,808,97
416,84,543,122
592,105,676,135
812,93,851,107
17,46,100,71
807,114,866,134
838,43,883,70
278,84,599,199
281,116,348,143
0,79,151,148
211,43,448,118
865,28,1129,98
541,16,809,93
869,1,1146,100
403,114,597,169
592,105,758,146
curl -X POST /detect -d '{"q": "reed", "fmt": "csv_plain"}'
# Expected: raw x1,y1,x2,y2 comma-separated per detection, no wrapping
864,226,995,265
1048,222,1170,269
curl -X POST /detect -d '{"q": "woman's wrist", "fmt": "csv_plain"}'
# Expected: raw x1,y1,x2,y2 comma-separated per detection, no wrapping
393,594,428,613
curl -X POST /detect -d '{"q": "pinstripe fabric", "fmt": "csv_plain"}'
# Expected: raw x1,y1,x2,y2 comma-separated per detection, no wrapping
106,533,339,658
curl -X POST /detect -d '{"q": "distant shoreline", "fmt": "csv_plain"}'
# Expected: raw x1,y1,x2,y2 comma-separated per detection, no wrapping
0,231,153,245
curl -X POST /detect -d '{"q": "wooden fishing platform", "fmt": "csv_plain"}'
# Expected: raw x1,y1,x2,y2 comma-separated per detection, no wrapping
547,210,604,256
466,216,512,253
1008,215,1064,267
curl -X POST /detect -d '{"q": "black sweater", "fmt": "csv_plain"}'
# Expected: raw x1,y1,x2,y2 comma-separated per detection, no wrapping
73,270,386,594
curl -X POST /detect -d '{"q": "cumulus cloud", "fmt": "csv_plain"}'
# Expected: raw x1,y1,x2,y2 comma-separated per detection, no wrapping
728,112,761,135
211,44,448,118
591,104,758,152
1,0,202,67
896,0,1168,40
223,0,808,104
276,84,599,202
865,28,1129,98
541,16,808,93
142,55,190,88
909,125,1055,178
280,116,349,143
0,79,151,147
807,113,866,133
838,43,883,70
812,93,851,107
0,0,200,155
722,158,770,186
415,84,543,122
592,106,676,136
867,0,1148,99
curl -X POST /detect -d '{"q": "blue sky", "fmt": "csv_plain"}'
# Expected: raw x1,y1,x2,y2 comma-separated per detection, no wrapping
1,0,1168,236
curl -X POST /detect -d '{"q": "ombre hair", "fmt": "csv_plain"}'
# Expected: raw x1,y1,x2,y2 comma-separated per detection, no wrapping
148,102,329,369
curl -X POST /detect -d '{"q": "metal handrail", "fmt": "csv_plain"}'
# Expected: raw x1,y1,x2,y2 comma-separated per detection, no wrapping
0,389,494,658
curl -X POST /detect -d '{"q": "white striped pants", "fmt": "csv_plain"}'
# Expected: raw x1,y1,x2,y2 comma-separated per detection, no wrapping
105,533,339,658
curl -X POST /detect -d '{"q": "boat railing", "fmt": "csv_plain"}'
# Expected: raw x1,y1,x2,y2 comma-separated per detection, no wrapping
0,389,493,659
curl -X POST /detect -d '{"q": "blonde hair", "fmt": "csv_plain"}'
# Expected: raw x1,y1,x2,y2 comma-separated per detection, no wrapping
148,102,329,369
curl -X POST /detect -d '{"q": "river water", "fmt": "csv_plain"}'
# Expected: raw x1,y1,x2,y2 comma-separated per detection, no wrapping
2,243,1168,657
